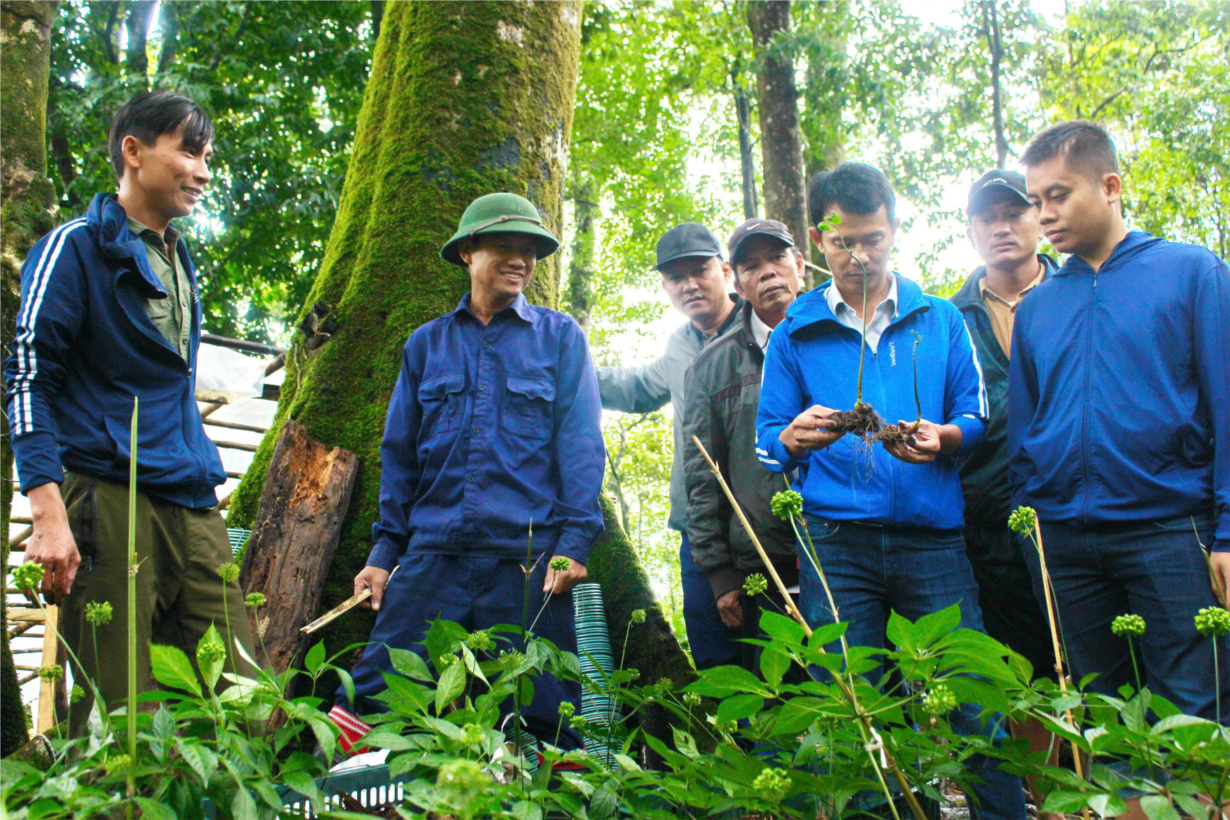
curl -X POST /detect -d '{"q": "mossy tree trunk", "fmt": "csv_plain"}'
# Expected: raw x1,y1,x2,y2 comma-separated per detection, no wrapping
1,0,60,755
747,0,810,270
228,0,692,694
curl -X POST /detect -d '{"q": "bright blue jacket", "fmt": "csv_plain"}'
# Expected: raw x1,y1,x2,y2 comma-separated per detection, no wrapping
365,294,606,571
756,274,987,530
4,194,225,509
1008,231,1230,550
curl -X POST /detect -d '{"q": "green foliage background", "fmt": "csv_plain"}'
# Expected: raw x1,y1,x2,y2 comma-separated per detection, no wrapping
39,0,1229,646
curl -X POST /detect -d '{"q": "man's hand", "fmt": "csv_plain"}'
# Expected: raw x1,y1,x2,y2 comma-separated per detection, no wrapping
715,589,743,629
779,405,843,459
884,419,964,465
544,557,588,594
1210,551,1230,607
25,483,81,606
354,566,391,611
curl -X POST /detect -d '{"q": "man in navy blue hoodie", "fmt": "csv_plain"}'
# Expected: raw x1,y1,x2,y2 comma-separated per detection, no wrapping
1010,120,1230,723
5,91,254,735
757,163,1025,820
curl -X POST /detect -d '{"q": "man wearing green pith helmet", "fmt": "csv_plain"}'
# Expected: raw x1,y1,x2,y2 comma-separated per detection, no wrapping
328,193,606,757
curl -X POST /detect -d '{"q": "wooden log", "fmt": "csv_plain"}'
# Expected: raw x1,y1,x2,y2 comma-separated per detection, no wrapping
239,420,358,680
35,606,58,734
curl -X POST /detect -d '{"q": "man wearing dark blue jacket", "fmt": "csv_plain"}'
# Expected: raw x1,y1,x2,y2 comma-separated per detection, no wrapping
1011,121,1230,722
756,163,1025,820
328,193,606,754
5,91,254,735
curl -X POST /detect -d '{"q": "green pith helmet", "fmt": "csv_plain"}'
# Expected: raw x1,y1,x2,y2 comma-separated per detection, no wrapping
440,192,560,267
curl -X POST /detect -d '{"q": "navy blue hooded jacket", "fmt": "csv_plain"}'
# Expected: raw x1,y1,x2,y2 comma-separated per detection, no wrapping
4,194,226,509
756,273,988,530
1008,231,1230,550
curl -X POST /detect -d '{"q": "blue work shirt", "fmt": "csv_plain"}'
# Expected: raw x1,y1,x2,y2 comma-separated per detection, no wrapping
366,294,606,571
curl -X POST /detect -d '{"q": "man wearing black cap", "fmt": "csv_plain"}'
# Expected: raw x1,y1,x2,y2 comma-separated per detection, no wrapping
598,223,742,670
951,170,1059,813
682,219,803,672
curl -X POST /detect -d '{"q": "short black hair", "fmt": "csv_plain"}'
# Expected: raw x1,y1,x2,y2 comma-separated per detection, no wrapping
108,91,214,179
1020,120,1119,182
807,162,896,229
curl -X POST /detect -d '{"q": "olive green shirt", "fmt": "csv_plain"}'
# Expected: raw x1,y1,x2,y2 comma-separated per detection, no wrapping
128,217,192,361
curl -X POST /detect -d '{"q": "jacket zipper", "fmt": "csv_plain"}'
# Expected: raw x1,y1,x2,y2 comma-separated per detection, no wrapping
1079,268,1099,525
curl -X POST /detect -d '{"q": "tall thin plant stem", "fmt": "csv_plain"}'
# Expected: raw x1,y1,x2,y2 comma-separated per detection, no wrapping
126,397,138,811
910,331,923,426
1030,521,1092,820
694,436,925,820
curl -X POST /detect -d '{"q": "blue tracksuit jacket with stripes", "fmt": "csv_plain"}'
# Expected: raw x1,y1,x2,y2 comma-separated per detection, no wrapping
4,193,226,509
755,273,987,530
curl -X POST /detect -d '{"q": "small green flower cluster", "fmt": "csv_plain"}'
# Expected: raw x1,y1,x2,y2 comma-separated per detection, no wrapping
435,759,485,802
631,609,646,625
498,650,523,671
245,592,266,609
743,573,768,597
197,639,226,667
558,701,575,719
1195,606,1230,638
70,684,85,705
753,768,791,803
569,715,587,730
654,677,673,697
626,668,641,682
923,684,957,716
460,723,484,746
438,653,459,668
465,630,493,651
1008,506,1037,536
12,562,44,593
85,601,114,626
549,556,571,572
217,563,240,584
770,490,804,522
38,664,64,682
683,692,702,708
1112,613,1146,638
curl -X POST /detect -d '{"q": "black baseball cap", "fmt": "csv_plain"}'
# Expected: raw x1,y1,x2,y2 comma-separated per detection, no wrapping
655,222,723,271
727,218,795,267
967,169,1032,216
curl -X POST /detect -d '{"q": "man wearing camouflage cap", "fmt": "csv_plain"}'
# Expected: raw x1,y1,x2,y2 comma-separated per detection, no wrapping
329,193,606,755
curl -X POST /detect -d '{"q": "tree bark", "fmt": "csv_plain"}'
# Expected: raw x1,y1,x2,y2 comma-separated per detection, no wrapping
156,0,178,72
227,0,692,697
800,1,845,180
239,421,358,680
747,0,811,269
1,0,61,756
124,0,156,82
982,0,1008,170
566,180,596,328
732,68,759,221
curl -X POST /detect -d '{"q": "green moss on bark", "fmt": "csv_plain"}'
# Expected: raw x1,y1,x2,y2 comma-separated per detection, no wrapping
2,0,60,756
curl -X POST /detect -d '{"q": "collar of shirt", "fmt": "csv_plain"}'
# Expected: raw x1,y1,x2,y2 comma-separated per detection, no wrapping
749,307,774,351
826,274,898,352
978,264,1045,308
453,292,538,325
126,216,179,252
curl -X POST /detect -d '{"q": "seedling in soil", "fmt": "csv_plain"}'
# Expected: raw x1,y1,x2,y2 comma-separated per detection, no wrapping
820,214,920,448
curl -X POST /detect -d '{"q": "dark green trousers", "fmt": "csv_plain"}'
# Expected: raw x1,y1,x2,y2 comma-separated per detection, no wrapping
59,472,255,735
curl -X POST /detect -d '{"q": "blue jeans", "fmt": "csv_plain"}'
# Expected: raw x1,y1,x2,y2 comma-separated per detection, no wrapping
338,553,583,750
797,518,1026,820
680,532,739,670
1024,515,1229,722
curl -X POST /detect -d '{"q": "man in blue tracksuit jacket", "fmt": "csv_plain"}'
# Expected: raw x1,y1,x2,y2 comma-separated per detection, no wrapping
757,163,1025,820
1011,121,1230,723
328,193,606,755
4,92,254,735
